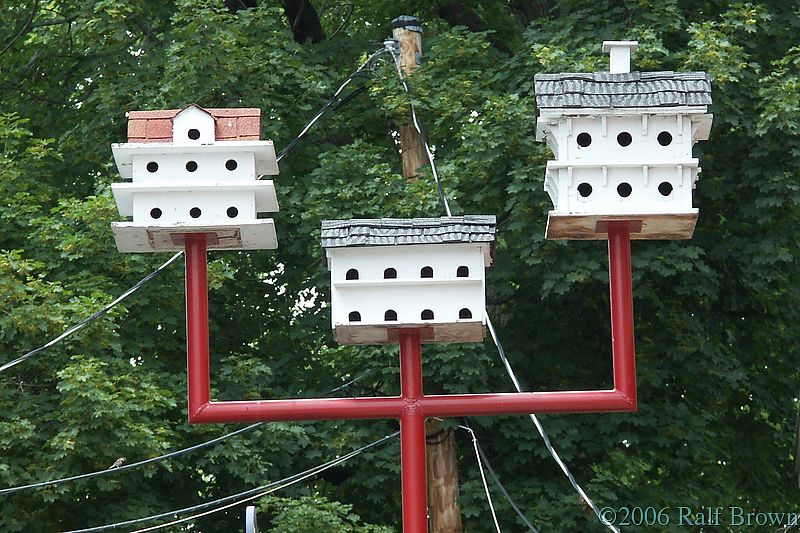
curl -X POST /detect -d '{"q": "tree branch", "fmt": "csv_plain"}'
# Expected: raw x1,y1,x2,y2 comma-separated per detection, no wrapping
225,0,257,13
436,2,510,53
127,14,165,47
508,0,557,26
325,0,353,40
30,16,77,29
281,0,325,44
0,0,40,56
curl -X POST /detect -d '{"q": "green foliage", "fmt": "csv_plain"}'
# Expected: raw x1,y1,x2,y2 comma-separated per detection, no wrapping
0,1,798,531
259,495,393,532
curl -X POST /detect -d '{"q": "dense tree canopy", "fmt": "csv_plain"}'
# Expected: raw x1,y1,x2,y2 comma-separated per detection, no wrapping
1,1,798,531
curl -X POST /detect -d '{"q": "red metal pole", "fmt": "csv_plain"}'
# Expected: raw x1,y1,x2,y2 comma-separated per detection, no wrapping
608,223,637,409
185,234,211,418
399,330,428,533
184,229,638,424
194,397,406,422
419,390,630,416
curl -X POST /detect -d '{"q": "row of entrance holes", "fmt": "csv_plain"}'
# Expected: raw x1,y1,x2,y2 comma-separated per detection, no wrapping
345,265,470,280
347,308,474,322
144,158,239,174
577,180,674,199
149,206,239,220
576,130,673,148
575,130,675,199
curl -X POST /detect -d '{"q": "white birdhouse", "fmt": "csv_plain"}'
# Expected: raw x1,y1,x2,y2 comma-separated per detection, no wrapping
534,41,713,240
110,105,280,252
321,216,496,345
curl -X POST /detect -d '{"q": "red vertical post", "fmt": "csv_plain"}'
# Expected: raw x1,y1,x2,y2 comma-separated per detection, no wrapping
185,234,210,418
399,329,428,533
608,223,637,408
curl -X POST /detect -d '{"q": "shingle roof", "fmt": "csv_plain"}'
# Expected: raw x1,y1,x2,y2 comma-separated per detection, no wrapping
534,71,712,109
321,215,496,248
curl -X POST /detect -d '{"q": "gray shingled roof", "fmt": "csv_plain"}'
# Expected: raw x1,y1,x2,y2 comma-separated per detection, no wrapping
534,71,712,109
321,215,496,248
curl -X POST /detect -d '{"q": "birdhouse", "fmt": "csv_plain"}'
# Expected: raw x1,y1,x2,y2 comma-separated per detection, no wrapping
534,41,713,240
321,216,496,345
110,105,280,252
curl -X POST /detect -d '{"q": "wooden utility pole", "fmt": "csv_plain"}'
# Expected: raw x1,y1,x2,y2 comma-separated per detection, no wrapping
426,419,464,532
392,16,427,179
392,16,463,531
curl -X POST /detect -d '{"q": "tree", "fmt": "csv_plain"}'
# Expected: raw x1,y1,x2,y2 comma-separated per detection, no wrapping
0,1,798,531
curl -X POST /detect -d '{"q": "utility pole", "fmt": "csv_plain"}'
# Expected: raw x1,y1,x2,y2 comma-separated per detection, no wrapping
392,15,427,179
392,16,464,531
426,419,463,532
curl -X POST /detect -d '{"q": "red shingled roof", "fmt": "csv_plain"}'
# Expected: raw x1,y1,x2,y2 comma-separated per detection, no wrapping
126,106,261,143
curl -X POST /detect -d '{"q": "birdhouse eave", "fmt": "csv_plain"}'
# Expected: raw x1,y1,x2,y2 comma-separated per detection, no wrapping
535,106,710,142
111,181,278,217
111,140,279,179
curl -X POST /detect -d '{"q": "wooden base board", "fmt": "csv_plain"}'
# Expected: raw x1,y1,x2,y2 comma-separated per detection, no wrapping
111,220,277,252
545,211,698,240
333,321,485,345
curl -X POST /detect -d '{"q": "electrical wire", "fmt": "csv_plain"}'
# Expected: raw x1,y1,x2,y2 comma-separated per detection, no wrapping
0,252,183,375
274,47,389,163
126,435,377,533
385,41,452,217
63,431,399,533
0,370,372,495
0,423,259,496
484,312,620,533
459,421,502,533
473,438,540,532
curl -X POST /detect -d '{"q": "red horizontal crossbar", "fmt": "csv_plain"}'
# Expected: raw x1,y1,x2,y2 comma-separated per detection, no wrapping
188,389,634,424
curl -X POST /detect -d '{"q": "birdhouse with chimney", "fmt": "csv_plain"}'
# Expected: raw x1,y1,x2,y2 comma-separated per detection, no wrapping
321,216,496,345
534,41,713,240
110,105,280,252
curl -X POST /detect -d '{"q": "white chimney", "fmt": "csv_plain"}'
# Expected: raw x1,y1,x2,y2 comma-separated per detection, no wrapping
602,40,639,73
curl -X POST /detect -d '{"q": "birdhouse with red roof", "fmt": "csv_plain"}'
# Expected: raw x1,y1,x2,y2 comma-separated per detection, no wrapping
110,105,280,252
534,41,713,240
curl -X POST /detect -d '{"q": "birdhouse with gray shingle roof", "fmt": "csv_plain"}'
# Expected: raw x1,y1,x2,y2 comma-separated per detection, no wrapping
110,105,280,252
321,216,496,345
534,41,713,240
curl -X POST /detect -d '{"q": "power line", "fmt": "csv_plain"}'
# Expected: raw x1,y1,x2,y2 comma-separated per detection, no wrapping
473,437,540,532
126,433,388,533
445,417,538,531
0,371,372,495
63,431,399,533
274,47,389,163
459,421,502,533
0,423,260,496
484,312,621,533
0,252,183,375
384,40,452,217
